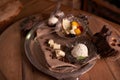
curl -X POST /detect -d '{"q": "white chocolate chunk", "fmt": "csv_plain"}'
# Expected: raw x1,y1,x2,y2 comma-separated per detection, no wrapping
48,39,54,47
53,43,61,50
55,50,65,58
71,43,88,58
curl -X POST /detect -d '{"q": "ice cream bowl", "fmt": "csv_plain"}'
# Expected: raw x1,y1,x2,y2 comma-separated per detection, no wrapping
55,14,89,39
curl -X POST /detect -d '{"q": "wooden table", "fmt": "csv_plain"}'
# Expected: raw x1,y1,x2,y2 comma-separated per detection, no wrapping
0,0,120,80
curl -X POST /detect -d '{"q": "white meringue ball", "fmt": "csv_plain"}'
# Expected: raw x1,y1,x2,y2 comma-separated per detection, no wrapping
48,16,58,26
71,43,88,58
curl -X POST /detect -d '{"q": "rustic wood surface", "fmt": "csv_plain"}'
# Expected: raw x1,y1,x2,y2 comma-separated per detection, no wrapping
0,0,22,34
0,0,120,80
83,0,120,25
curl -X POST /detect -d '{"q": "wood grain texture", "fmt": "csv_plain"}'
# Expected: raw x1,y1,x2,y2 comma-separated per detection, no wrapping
0,0,120,80
15,0,55,20
0,21,22,80
49,0,81,9
0,0,22,34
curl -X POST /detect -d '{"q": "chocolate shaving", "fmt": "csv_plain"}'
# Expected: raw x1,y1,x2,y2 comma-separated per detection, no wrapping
92,25,118,58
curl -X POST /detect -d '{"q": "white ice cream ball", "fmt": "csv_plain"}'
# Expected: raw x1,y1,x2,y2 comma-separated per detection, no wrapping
48,16,58,26
71,43,88,58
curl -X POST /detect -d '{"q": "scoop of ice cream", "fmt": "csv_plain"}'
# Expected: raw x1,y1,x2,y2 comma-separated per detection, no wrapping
71,43,88,59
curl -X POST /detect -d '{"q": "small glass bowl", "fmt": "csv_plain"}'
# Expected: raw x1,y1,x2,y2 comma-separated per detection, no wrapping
55,14,89,39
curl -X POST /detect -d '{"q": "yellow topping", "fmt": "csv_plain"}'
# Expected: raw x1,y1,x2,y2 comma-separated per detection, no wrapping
72,21,79,27
74,29,81,35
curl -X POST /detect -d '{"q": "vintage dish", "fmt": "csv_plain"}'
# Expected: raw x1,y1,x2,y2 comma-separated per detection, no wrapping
24,20,98,80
